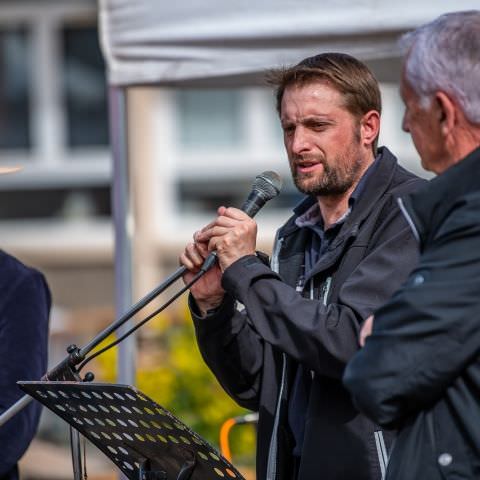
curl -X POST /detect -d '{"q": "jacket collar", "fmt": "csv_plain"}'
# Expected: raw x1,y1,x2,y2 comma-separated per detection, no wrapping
278,146,399,240
400,145,480,245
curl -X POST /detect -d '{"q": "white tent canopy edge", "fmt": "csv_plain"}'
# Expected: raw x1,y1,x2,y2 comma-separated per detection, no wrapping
99,0,480,86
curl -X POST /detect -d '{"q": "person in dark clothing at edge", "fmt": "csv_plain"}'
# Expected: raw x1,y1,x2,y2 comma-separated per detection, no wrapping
180,53,425,480
0,167,51,480
343,10,480,480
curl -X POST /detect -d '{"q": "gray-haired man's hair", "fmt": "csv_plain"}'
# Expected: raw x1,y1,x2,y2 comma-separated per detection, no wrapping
399,10,480,124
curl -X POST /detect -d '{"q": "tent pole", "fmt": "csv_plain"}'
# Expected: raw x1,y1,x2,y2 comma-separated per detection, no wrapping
108,85,136,393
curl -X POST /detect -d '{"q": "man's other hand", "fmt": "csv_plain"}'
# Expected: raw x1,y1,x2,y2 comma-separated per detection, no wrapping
359,315,374,347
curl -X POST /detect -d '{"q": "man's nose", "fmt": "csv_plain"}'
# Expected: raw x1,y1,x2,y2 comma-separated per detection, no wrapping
291,126,311,155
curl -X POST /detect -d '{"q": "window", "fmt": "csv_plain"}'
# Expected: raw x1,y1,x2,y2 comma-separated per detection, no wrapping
0,27,31,150
62,25,108,148
176,89,244,148
0,186,111,220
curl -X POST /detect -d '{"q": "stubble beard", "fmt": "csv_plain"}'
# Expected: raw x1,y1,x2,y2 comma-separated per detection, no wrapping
292,153,364,197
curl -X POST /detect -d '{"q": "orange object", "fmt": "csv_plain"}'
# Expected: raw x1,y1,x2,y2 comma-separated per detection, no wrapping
219,417,237,461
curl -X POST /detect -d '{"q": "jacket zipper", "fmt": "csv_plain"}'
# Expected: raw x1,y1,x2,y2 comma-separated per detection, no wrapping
397,197,420,243
266,235,285,479
321,277,332,306
270,234,283,274
374,430,388,480
266,353,287,479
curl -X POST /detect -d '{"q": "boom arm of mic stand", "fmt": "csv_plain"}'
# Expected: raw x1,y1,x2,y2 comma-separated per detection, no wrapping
0,395,34,428
0,264,189,428
79,265,188,357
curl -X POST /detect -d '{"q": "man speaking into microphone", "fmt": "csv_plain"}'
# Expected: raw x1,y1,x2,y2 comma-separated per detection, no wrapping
180,52,424,480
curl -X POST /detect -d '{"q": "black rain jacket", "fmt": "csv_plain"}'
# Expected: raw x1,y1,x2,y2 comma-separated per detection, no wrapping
192,147,424,480
343,146,480,479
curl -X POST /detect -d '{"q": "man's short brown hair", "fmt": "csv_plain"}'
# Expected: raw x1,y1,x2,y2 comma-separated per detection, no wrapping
267,52,382,151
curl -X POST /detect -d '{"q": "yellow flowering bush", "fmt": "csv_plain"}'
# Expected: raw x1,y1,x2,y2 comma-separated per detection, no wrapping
93,295,256,465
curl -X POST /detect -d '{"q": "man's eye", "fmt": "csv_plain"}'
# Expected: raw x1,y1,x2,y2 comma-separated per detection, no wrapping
310,122,328,130
282,126,295,135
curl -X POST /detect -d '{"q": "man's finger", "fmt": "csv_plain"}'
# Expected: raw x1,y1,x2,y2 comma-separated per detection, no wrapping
195,241,209,257
213,216,242,228
222,207,251,220
179,251,198,271
196,225,230,242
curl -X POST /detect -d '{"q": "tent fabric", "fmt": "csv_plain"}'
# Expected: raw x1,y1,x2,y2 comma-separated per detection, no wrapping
98,0,479,87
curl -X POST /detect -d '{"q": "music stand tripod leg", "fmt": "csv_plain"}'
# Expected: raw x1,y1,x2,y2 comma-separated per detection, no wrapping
70,427,83,480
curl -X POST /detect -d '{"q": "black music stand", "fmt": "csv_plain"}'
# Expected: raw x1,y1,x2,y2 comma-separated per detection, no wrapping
19,381,245,480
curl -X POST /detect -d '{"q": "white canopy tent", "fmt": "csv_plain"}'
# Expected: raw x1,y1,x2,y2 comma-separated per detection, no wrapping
100,0,479,86
97,0,479,387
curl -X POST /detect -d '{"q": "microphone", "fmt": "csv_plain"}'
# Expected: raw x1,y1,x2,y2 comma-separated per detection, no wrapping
241,170,283,218
200,170,283,272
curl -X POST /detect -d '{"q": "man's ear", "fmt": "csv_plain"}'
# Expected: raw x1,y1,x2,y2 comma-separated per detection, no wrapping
435,91,456,137
360,110,380,148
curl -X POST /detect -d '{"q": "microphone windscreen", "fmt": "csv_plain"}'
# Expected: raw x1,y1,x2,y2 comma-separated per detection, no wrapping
252,171,283,201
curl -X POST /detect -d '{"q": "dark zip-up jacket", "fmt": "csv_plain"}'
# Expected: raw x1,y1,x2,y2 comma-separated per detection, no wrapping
192,147,424,479
344,146,480,479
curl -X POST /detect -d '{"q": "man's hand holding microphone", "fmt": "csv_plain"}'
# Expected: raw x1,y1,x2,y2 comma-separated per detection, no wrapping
179,171,282,317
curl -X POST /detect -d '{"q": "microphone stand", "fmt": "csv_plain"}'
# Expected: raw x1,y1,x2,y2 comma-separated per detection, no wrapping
0,263,199,428
0,169,282,480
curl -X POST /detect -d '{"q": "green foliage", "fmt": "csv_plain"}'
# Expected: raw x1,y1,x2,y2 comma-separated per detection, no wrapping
94,295,256,464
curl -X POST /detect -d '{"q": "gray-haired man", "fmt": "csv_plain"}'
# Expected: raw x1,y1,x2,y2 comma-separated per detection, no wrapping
344,10,480,480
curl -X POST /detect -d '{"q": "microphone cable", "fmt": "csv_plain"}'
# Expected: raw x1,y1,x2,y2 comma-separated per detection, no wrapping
76,268,206,372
